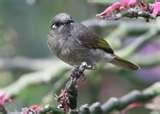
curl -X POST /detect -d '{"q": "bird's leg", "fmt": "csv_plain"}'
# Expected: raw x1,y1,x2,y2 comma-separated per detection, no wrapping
78,62,96,80
70,62,87,78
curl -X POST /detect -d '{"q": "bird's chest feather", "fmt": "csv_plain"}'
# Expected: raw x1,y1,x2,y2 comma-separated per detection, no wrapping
58,36,90,65
58,37,76,60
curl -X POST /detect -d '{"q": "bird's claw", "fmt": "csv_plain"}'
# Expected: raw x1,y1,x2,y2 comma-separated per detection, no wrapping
86,65,96,70
74,62,96,70
79,62,96,70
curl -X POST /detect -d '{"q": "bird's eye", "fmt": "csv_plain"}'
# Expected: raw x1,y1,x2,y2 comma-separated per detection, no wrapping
51,22,62,29
54,22,61,27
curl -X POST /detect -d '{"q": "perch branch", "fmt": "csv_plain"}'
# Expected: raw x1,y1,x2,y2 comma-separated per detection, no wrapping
42,75,68,105
57,62,90,113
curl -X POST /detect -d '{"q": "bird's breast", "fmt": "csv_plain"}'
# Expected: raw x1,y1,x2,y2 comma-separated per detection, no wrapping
57,39,92,65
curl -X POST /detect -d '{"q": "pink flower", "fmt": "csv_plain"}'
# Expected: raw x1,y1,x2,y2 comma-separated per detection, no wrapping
150,0,160,17
120,0,137,7
97,0,137,17
57,89,69,113
155,0,160,2
97,2,121,17
0,91,11,106
21,105,42,114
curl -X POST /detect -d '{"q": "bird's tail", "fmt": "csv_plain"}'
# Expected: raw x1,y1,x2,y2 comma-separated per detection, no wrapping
111,55,140,70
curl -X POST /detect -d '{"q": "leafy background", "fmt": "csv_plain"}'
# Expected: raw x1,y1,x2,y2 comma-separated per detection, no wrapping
0,0,159,114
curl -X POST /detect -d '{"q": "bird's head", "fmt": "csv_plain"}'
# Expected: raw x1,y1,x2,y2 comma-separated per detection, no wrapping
50,13,74,30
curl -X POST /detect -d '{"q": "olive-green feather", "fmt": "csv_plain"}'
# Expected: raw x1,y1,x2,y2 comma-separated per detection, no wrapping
94,38,114,54
75,23,114,54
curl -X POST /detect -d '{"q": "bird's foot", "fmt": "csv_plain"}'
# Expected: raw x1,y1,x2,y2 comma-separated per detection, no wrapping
80,62,96,70
86,64,96,70
73,62,96,70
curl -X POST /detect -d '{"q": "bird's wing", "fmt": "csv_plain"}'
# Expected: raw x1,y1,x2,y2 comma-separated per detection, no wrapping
72,23,114,54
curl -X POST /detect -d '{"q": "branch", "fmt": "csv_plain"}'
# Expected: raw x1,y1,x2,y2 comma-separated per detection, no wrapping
100,8,156,21
106,22,150,48
1,61,68,96
116,28,160,58
132,52,160,67
40,81,160,114
57,62,90,113
101,82,160,113
0,57,56,71
82,17,153,30
42,75,68,105
82,18,120,28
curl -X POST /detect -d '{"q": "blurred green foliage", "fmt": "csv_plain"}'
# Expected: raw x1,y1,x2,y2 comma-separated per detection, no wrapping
0,0,96,57
0,0,97,105
0,1,158,114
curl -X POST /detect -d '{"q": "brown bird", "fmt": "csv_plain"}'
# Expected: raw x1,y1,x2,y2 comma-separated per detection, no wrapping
48,13,139,70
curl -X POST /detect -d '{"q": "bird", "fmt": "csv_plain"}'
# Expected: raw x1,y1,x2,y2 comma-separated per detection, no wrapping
47,13,139,70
